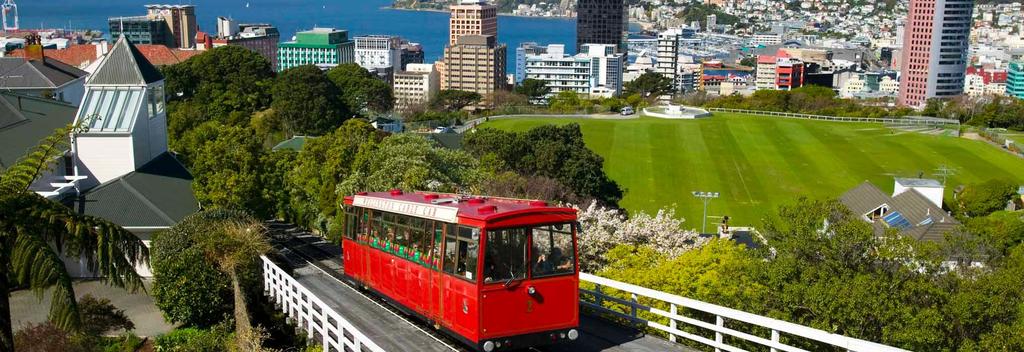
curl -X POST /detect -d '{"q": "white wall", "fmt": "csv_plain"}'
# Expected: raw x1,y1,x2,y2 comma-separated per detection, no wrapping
57,78,86,106
75,135,135,187
893,184,945,208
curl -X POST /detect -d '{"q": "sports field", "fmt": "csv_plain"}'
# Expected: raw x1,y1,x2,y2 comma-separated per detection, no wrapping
483,113,1024,228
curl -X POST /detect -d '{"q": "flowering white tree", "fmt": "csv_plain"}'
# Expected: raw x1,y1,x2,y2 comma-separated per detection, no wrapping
574,201,709,272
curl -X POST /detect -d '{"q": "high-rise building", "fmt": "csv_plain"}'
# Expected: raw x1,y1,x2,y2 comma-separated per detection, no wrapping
355,35,403,79
449,0,497,46
212,23,280,70
400,41,424,71
897,0,974,107
442,35,507,105
277,28,355,71
755,55,778,90
145,4,197,49
393,63,440,111
656,28,681,88
1008,62,1024,99
522,44,624,100
576,0,628,53
706,14,717,32
109,16,175,47
515,42,549,83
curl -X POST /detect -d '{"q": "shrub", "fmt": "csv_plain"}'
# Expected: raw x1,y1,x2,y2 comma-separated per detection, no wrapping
13,323,91,352
79,294,135,336
152,209,262,327
154,327,231,352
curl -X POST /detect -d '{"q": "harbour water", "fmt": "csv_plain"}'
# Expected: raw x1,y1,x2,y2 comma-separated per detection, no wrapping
19,0,577,63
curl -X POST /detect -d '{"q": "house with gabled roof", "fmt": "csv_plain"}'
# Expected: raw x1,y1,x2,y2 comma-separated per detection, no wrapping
7,36,201,277
0,35,88,105
840,179,959,242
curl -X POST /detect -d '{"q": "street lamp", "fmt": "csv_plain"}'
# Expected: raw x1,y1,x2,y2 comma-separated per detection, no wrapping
692,191,720,234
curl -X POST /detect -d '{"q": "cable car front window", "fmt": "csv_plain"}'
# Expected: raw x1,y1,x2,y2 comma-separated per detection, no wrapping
483,228,528,285
531,223,576,278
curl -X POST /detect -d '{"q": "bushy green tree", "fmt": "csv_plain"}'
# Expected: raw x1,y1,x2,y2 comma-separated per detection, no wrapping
189,124,274,218
327,63,394,114
272,65,348,136
964,211,1024,256
955,180,1017,218
464,124,623,207
548,91,589,113
430,90,482,112
151,210,261,328
514,78,551,103
339,134,483,198
286,120,380,234
624,72,674,99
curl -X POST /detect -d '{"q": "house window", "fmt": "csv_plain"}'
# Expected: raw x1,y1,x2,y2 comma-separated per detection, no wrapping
148,85,165,118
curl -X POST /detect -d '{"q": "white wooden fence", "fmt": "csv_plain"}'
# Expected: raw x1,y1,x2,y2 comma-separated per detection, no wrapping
261,256,385,352
578,273,910,352
707,108,960,127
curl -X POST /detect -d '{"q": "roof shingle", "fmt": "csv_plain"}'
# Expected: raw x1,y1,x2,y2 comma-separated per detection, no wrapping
88,37,164,86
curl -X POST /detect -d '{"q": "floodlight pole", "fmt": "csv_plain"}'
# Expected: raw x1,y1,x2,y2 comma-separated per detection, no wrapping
692,191,720,234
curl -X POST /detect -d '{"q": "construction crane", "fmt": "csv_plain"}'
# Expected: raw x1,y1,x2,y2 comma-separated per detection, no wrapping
1,0,17,31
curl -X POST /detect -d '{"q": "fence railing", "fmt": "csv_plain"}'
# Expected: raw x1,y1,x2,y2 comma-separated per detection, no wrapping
707,107,961,127
578,272,909,352
261,256,385,352
456,113,633,133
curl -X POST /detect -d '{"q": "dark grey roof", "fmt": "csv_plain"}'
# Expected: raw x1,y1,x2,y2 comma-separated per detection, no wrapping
88,36,164,86
272,136,312,151
0,92,76,169
71,153,199,228
428,133,463,150
839,181,959,243
0,57,87,89
839,182,890,216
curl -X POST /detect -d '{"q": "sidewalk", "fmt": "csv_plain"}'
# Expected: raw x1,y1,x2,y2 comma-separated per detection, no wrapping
9,280,175,337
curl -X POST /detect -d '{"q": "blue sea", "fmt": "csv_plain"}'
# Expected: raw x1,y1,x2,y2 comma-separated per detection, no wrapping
19,0,577,63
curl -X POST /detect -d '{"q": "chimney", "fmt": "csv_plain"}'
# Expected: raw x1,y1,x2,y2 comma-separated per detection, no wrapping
24,33,43,61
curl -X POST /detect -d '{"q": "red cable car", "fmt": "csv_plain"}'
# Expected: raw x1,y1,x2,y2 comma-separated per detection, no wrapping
341,190,580,351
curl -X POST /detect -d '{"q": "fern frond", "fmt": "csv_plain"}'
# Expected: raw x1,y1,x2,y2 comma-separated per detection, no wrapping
11,223,81,331
0,123,77,193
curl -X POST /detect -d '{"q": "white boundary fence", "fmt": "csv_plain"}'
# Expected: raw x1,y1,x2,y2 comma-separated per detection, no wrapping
578,273,909,352
261,256,385,352
707,108,960,128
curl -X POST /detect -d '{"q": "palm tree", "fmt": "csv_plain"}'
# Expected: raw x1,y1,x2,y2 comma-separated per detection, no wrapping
198,219,270,351
0,123,148,352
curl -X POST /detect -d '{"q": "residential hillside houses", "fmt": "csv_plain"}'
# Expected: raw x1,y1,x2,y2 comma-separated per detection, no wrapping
3,36,199,278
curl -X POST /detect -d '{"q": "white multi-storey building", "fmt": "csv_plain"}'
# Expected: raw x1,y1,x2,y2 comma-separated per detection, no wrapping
522,43,625,100
393,63,440,112
355,34,402,72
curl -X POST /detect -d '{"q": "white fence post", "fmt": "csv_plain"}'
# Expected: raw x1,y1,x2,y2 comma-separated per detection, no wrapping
669,304,678,343
715,315,724,352
771,329,780,352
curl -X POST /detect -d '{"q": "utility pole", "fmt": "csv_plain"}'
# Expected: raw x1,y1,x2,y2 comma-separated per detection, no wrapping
933,164,956,186
692,191,720,234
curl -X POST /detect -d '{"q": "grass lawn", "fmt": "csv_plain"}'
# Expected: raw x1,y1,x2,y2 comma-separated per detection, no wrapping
481,113,1024,228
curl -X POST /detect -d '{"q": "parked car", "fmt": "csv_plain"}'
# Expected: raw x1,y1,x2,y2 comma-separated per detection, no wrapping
621,106,635,115
433,126,454,134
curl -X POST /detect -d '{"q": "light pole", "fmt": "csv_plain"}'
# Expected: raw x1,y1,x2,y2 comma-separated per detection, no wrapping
692,191,720,234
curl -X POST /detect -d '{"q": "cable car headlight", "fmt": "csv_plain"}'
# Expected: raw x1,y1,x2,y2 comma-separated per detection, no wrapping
483,341,495,352
568,329,579,340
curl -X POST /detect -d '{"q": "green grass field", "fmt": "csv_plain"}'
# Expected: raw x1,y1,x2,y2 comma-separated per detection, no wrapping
482,113,1024,228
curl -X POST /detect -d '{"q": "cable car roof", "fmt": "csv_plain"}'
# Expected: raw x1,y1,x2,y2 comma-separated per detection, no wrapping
345,190,577,222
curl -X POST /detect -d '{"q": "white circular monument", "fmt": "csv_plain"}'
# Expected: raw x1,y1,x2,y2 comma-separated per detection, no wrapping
643,104,711,119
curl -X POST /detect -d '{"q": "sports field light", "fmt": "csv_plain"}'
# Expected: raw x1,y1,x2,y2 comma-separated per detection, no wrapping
692,191,720,235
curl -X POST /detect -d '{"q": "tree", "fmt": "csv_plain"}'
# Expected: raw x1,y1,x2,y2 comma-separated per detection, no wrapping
575,201,709,271
286,120,380,234
0,124,147,352
548,91,588,113
197,218,271,351
430,90,482,112
189,124,274,218
151,210,261,328
955,180,1016,218
624,72,674,99
77,295,135,337
327,63,394,114
272,65,348,136
514,78,552,103
739,56,757,67
338,134,483,199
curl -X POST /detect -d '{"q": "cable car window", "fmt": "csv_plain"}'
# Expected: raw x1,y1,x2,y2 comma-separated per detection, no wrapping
408,218,428,264
344,208,356,240
444,232,459,275
483,228,527,284
369,210,382,240
531,223,576,278
457,227,480,281
383,213,397,243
